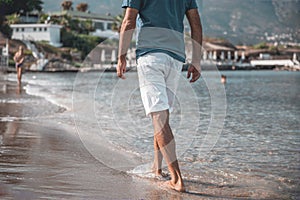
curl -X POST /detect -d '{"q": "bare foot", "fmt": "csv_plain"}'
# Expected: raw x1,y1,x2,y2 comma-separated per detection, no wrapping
152,164,167,176
163,181,186,192
155,172,170,181
152,167,170,180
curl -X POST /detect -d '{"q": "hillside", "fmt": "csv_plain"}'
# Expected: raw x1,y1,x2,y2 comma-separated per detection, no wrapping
200,0,300,44
42,0,300,45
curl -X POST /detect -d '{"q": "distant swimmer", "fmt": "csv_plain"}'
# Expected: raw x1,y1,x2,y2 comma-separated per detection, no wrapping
221,74,227,84
117,0,203,192
13,46,25,85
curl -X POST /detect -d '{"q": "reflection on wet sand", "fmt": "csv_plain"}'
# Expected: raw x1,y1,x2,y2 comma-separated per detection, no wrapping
0,120,193,199
0,81,195,199
0,84,36,198
16,84,22,95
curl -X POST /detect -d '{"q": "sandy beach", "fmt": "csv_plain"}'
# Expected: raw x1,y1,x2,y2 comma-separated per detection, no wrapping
0,71,299,200
0,74,211,200
0,76,182,199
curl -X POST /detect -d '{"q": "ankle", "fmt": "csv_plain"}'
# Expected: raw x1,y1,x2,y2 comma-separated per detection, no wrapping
171,176,183,186
155,169,162,176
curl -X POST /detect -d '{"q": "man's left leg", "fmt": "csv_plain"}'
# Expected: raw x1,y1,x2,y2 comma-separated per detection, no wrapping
153,137,163,176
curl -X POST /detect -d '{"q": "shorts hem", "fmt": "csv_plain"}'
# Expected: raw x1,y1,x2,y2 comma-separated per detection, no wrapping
146,106,170,116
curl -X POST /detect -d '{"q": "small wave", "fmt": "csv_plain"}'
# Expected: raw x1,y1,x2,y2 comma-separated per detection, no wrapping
24,84,71,111
0,99,34,104
127,163,152,174
0,116,29,122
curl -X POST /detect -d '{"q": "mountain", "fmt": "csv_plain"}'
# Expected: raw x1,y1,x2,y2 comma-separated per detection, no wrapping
42,0,300,45
199,0,300,44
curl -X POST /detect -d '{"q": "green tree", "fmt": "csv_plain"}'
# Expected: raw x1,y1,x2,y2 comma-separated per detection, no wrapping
61,28,104,59
38,13,49,23
76,3,88,12
61,0,73,11
24,0,43,12
0,0,43,37
0,0,43,18
79,20,94,34
6,13,20,24
253,42,269,49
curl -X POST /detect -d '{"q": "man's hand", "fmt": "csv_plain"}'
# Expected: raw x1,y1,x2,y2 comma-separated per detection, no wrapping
186,8,202,83
117,55,126,79
187,64,201,82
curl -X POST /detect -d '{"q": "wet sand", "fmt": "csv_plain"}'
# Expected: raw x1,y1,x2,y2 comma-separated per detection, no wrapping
0,80,167,199
0,76,205,199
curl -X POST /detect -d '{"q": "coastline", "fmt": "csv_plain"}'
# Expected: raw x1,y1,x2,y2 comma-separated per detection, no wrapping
0,76,168,199
0,73,211,199
0,72,297,199
2,63,299,74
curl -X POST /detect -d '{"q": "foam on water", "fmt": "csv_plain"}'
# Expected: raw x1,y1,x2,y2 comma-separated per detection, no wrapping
0,116,29,122
24,84,72,111
17,73,75,111
127,163,158,179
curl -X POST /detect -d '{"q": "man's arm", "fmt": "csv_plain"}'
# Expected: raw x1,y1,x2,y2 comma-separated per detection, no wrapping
13,53,18,62
117,8,138,79
186,8,203,82
19,55,25,64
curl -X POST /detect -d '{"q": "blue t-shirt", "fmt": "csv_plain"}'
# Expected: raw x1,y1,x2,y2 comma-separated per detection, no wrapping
122,0,198,62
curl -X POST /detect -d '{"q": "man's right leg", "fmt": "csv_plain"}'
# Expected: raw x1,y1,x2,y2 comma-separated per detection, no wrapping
136,53,184,189
151,110,185,192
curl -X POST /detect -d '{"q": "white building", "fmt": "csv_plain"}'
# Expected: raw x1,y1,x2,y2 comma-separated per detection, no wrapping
10,24,62,47
250,59,296,67
50,10,116,38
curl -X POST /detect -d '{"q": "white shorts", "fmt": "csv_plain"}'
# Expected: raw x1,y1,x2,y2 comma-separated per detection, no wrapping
137,52,183,116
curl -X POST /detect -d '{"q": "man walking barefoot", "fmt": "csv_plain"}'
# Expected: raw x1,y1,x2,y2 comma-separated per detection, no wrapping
117,0,202,192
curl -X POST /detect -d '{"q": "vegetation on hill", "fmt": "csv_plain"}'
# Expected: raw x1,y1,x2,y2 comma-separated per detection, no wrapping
0,0,43,37
61,29,105,59
200,0,300,45
43,0,300,45
0,1,107,61
39,9,105,59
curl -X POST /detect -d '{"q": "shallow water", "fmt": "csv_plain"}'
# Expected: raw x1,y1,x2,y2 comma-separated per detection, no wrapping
0,78,172,200
2,70,300,199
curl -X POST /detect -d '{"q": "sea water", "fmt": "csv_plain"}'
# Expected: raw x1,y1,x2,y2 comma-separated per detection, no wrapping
7,70,300,198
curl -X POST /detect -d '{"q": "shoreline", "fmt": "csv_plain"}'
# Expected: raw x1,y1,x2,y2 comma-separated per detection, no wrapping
2,62,299,73
0,75,206,199
0,77,156,199
0,72,297,199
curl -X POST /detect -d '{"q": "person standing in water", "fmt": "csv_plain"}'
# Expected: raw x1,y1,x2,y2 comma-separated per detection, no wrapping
13,46,25,85
117,0,202,192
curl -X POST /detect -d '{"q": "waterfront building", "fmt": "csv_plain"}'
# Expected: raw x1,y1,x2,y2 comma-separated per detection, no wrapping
202,40,237,61
19,11,40,23
250,59,295,67
10,24,62,47
220,51,225,60
50,10,115,38
234,51,238,61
